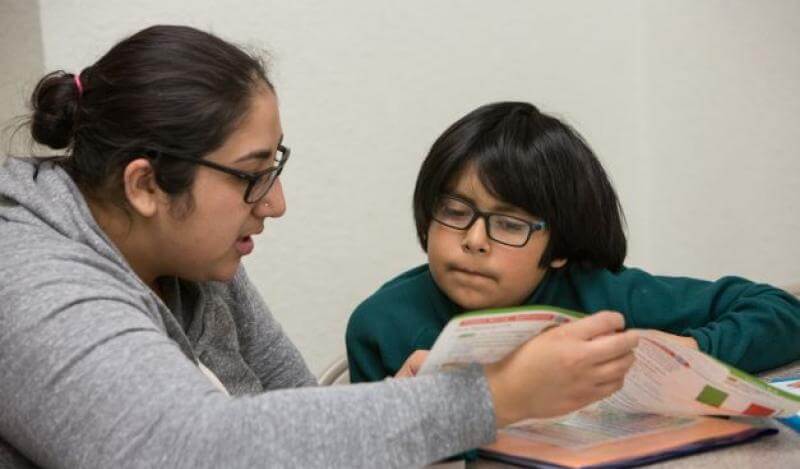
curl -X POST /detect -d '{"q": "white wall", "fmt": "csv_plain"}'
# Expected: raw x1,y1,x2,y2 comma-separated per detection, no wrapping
0,1,43,155
640,1,800,280
6,0,797,373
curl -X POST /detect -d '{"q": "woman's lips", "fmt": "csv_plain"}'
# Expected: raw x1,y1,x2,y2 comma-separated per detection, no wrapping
235,235,255,255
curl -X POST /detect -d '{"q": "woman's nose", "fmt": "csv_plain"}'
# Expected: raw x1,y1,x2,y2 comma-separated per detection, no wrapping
252,178,286,218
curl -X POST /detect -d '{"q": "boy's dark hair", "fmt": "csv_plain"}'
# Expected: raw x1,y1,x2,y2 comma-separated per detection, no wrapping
413,101,627,271
27,25,271,207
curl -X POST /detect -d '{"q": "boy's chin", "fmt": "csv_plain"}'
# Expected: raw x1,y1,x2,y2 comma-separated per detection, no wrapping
449,288,525,311
449,291,498,311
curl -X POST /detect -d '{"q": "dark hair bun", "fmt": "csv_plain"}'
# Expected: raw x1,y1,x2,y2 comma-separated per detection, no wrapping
30,71,80,149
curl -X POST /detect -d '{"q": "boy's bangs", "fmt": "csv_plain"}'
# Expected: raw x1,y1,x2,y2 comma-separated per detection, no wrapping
472,145,551,222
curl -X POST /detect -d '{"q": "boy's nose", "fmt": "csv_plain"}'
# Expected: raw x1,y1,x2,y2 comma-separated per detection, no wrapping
461,217,490,254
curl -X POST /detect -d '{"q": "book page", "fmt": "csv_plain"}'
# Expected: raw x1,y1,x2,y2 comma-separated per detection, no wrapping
418,306,579,374
419,306,800,418
504,407,698,450
604,331,800,418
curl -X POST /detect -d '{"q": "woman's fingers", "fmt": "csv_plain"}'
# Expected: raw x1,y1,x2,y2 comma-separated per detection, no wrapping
561,311,625,341
394,350,429,378
584,330,640,364
590,350,637,383
594,378,627,399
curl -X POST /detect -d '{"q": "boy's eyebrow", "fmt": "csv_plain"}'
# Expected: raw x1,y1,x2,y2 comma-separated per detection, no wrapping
491,201,523,213
447,191,508,211
448,191,537,219
491,204,537,220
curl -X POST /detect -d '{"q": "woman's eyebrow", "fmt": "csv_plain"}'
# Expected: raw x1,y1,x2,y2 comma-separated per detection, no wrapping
234,149,273,163
233,134,284,163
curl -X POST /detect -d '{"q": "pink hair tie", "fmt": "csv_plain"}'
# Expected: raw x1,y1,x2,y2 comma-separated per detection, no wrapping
74,73,84,96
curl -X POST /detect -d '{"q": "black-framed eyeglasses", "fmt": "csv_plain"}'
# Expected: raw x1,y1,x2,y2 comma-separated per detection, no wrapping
151,145,290,204
432,194,547,247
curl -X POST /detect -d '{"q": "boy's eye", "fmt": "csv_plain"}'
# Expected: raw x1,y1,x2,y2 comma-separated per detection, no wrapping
493,217,528,233
442,206,470,218
437,198,473,219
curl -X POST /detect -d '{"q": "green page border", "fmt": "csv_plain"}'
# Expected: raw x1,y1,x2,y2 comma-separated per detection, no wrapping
453,304,586,320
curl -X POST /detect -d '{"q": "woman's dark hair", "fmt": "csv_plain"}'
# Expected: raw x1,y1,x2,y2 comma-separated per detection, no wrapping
413,101,627,271
28,25,271,206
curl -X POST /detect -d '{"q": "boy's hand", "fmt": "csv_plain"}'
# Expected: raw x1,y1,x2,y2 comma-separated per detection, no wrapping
395,350,429,378
485,311,639,427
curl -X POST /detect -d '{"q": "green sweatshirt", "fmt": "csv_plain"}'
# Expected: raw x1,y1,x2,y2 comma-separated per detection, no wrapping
346,264,800,383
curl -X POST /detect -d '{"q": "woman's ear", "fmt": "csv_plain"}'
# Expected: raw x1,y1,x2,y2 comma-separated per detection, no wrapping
550,258,567,269
122,158,160,217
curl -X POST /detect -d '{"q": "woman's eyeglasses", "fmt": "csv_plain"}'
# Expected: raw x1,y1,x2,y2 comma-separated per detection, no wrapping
151,145,290,204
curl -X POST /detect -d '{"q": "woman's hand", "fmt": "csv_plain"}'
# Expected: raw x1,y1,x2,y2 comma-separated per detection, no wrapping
395,350,429,378
484,311,639,427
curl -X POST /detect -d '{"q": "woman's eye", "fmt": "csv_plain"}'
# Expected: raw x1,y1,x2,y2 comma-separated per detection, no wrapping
259,159,277,171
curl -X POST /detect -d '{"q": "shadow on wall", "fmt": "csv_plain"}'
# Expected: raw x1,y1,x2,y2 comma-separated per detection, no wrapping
0,0,44,159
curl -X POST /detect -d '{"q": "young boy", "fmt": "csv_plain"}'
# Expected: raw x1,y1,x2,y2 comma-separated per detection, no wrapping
347,101,800,383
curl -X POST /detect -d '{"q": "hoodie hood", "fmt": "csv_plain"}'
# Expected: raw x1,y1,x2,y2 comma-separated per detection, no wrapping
0,156,162,318
0,157,129,272
0,156,199,363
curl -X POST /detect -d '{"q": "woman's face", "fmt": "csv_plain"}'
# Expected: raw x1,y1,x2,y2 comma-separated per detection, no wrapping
426,164,563,310
154,87,285,282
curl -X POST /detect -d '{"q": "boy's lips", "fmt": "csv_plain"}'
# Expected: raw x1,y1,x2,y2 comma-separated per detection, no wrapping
449,264,496,280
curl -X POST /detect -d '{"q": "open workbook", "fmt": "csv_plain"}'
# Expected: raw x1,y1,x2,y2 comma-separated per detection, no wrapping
419,305,800,468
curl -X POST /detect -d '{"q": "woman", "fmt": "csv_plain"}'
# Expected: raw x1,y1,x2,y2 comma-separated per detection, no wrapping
0,25,638,468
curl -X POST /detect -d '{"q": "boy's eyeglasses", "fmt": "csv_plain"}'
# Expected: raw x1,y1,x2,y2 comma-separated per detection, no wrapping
151,145,290,204
432,195,546,247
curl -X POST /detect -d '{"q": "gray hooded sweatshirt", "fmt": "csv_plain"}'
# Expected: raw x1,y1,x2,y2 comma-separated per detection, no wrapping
0,157,495,468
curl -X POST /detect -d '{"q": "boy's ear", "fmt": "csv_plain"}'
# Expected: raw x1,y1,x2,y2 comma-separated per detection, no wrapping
122,157,161,218
550,258,567,269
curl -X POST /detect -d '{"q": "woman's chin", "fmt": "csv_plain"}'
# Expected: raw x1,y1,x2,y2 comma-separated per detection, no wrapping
203,261,242,283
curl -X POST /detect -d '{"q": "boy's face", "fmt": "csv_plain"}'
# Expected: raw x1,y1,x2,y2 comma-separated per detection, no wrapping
427,164,563,311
